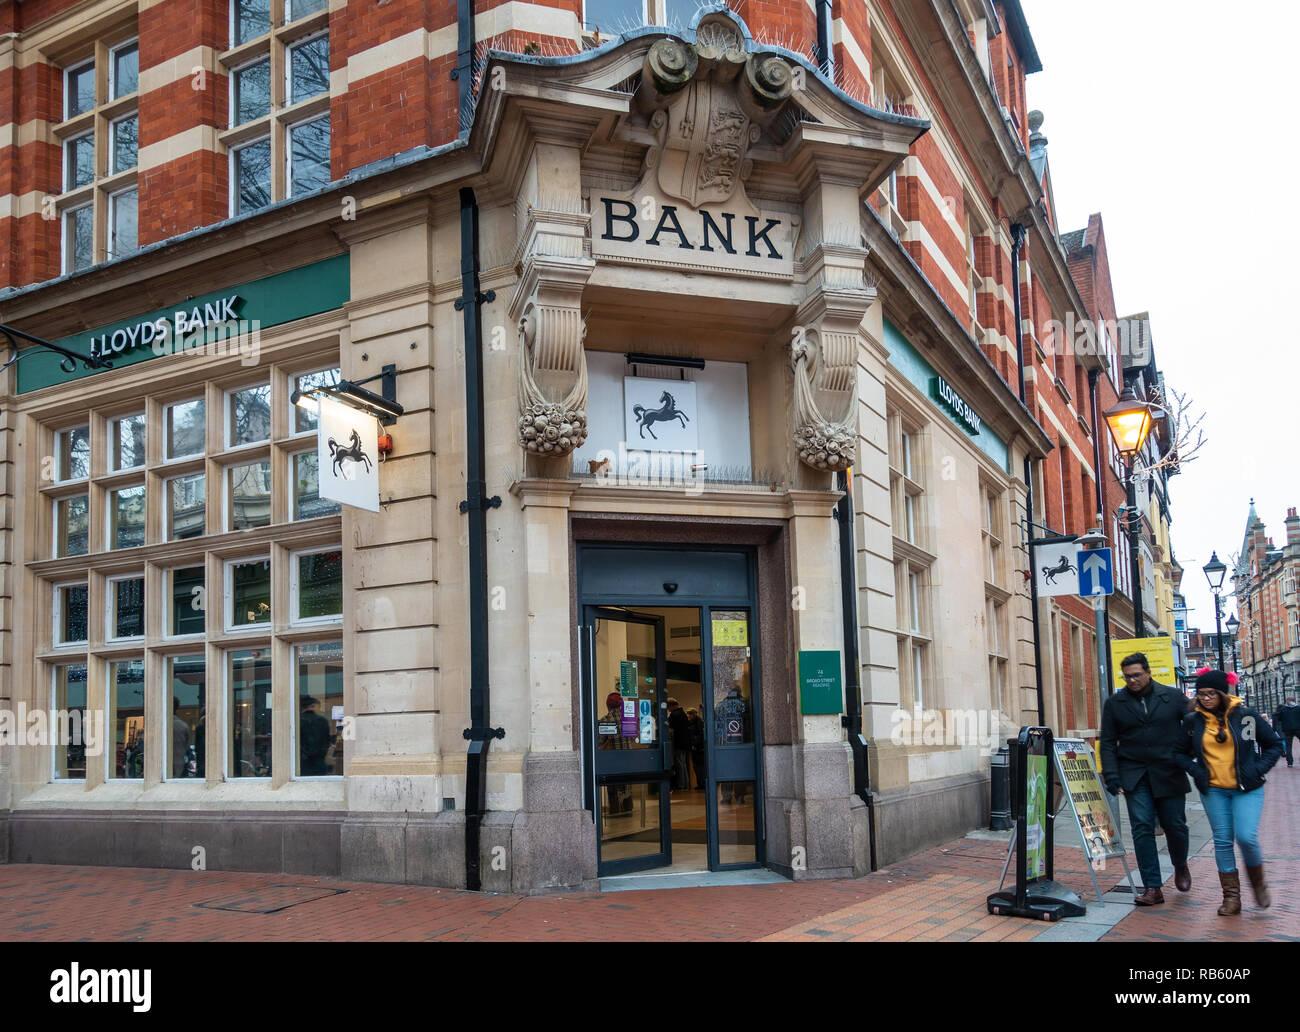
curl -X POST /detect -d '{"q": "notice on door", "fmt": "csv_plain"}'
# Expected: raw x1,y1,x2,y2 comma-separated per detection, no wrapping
619,660,638,698
712,618,748,647
621,699,638,738
638,699,654,744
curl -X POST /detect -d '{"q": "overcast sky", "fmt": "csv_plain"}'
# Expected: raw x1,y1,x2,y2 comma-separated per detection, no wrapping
1020,0,1298,643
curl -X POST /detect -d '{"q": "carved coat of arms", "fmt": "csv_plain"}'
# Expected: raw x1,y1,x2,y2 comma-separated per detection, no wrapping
651,79,758,208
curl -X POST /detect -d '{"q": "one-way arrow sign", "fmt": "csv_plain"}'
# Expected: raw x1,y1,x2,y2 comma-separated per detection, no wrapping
1078,548,1114,597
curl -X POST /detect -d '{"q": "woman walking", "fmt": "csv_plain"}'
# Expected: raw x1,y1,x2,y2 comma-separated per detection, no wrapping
1176,669,1284,915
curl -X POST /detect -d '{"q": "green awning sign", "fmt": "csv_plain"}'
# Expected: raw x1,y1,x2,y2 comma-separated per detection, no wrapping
798,650,843,714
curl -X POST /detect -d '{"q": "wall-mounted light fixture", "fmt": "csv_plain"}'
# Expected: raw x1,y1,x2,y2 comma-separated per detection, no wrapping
291,363,405,425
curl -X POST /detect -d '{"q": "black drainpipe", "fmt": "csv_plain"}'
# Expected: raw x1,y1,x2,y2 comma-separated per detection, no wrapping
453,0,475,135
1009,221,1045,726
816,0,834,78
836,468,875,870
1088,366,1111,664
456,187,502,891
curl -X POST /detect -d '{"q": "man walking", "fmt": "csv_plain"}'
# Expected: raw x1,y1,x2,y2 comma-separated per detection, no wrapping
1272,697,1300,767
1100,652,1192,906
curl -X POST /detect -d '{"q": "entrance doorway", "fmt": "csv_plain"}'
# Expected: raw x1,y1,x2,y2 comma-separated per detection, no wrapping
579,547,763,877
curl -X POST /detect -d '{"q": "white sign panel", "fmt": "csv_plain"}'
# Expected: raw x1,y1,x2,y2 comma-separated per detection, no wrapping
1033,543,1082,598
317,395,379,512
623,377,699,452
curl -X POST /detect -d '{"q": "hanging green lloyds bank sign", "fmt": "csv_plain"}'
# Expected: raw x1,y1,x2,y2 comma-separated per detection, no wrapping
17,254,350,394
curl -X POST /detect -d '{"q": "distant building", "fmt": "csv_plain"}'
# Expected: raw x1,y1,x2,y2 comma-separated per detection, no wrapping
1234,502,1300,714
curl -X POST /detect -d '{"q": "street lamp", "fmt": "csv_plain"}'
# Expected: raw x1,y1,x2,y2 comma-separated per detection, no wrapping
1226,613,1239,681
1103,385,1158,637
1203,551,1227,670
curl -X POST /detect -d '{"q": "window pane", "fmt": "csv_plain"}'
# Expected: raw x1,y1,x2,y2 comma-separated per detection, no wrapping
296,640,343,776
168,473,206,540
112,414,146,469
234,0,271,45
57,425,91,480
293,451,340,519
297,550,342,620
229,648,272,777
235,139,272,214
67,205,94,272
718,780,757,865
168,655,206,778
110,659,146,778
294,368,340,432
54,663,89,779
289,0,327,20
55,495,89,557
111,577,145,638
111,114,138,174
230,384,271,445
112,42,139,98
711,609,753,745
289,115,330,196
169,566,206,636
66,63,95,118
57,583,89,644
289,35,329,104
110,188,138,258
583,0,642,31
110,485,146,548
167,399,205,458
234,59,271,125
230,559,271,628
229,461,271,530
66,133,95,191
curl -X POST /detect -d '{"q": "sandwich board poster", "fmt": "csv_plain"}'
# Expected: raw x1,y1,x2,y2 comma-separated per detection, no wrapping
1025,753,1048,880
317,395,379,512
1053,739,1122,862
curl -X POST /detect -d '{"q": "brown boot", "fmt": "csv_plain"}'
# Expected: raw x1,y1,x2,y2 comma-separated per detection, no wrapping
1175,864,1191,892
1217,871,1242,916
1246,865,1272,908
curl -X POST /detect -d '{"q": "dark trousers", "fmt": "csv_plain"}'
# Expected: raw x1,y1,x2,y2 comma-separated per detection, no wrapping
690,749,707,789
1123,775,1189,888
672,750,691,790
1284,731,1299,766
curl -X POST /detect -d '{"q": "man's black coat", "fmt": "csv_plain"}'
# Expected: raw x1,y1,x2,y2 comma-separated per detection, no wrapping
1099,681,1191,797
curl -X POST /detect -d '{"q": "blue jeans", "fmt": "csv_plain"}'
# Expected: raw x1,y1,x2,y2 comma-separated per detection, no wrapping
1201,786,1266,873
1123,776,1190,888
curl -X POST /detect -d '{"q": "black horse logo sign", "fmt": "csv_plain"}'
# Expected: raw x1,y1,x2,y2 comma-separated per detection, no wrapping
328,428,373,478
632,391,691,441
1043,553,1077,585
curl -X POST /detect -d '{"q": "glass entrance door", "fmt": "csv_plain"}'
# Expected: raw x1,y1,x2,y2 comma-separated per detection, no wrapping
586,607,672,875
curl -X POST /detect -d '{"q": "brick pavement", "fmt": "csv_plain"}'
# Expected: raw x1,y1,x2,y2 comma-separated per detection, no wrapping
0,767,1294,942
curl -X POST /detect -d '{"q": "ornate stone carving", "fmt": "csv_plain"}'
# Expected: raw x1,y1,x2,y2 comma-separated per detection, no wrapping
790,290,874,473
516,297,589,456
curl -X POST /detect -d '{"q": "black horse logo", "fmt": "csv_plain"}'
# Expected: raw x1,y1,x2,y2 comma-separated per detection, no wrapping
632,391,691,441
328,428,373,478
1043,554,1076,585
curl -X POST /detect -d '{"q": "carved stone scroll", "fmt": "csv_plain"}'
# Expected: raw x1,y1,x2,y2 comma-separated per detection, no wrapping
790,290,872,472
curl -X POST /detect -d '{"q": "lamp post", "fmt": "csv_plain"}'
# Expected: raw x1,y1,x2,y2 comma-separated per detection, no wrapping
1226,613,1239,680
1103,385,1157,638
1203,551,1227,670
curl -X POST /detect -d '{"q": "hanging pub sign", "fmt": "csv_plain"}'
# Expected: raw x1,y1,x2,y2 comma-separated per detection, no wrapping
316,395,379,512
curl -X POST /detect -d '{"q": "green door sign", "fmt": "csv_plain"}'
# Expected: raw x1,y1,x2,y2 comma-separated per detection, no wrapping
798,650,843,714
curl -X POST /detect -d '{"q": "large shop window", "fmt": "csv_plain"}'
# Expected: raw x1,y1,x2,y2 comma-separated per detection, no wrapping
55,36,140,273
982,481,1012,716
889,404,935,714
221,2,331,216
33,361,346,786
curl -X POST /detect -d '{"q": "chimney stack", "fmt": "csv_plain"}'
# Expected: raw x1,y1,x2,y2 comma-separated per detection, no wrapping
1286,506,1300,547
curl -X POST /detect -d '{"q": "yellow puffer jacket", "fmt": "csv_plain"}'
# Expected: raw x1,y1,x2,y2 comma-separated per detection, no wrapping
1196,695,1242,789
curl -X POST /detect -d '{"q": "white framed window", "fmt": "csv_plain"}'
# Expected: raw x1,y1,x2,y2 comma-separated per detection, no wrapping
286,32,329,106
64,131,95,192
233,0,273,46
287,0,327,20
226,647,273,778
225,556,271,632
286,113,330,197
110,413,146,471
108,186,139,260
62,204,94,274
107,484,146,549
291,366,340,433
910,571,921,632
232,56,272,127
52,663,90,780
55,425,91,481
165,398,207,459
109,39,139,100
165,565,207,638
54,494,90,558
227,383,272,448
64,59,95,119
228,459,272,531
232,137,272,215
108,658,146,779
106,574,146,641
912,644,926,711
166,653,206,780
290,546,342,625
291,449,340,520
294,639,343,778
166,472,206,540
109,113,139,174
53,581,89,647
